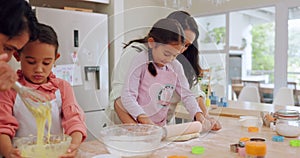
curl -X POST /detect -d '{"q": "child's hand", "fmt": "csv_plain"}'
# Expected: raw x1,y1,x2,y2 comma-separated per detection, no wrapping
195,112,212,132
59,143,80,158
208,117,222,131
200,118,212,132
6,148,22,158
137,114,155,125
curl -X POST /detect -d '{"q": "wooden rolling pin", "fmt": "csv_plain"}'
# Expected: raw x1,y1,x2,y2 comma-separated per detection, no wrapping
162,121,202,141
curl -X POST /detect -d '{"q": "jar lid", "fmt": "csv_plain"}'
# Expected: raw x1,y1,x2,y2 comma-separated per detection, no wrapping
239,137,250,142
276,109,299,118
290,140,300,147
191,146,205,155
245,142,266,156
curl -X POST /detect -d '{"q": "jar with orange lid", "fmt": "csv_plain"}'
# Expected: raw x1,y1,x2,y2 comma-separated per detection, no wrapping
245,141,266,158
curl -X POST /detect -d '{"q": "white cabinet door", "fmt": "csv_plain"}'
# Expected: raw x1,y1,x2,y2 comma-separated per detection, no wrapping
85,110,111,141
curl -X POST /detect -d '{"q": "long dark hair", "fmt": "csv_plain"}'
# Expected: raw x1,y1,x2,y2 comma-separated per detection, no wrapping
124,18,185,76
167,11,202,88
0,0,38,40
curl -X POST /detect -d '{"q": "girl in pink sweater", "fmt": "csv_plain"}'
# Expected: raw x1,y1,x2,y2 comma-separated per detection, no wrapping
121,18,207,126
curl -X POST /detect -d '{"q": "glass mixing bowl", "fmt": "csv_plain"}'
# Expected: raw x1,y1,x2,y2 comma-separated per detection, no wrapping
13,134,71,158
99,124,163,157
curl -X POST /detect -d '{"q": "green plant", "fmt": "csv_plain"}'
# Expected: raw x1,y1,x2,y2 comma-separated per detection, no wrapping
251,23,275,83
202,23,226,45
203,23,213,43
211,27,226,44
251,23,274,71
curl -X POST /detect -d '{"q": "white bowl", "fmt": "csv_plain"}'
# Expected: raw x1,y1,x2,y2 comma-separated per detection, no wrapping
92,154,121,158
239,116,263,127
99,124,163,157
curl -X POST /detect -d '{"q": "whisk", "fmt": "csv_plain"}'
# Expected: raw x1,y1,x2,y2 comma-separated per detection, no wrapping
12,82,51,117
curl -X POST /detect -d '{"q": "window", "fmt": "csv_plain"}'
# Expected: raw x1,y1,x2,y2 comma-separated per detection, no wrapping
288,7,300,86
194,2,300,104
196,14,227,97
197,14,226,51
230,7,275,84
196,7,276,100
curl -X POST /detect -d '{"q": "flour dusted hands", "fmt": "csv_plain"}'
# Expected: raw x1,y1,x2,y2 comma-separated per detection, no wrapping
194,112,212,132
137,114,155,125
208,117,222,131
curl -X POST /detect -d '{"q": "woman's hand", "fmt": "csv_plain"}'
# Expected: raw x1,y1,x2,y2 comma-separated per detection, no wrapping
0,54,18,91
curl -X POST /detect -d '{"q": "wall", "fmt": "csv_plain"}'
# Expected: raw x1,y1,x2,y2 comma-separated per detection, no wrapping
121,0,300,39
123,1,176,43
189,0,278,16
28,0,300,92
29,0,109,13
28,0,300,65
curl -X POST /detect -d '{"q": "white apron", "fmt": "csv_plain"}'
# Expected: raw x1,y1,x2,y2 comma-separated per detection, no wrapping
13,90,63,137
138,65,177,126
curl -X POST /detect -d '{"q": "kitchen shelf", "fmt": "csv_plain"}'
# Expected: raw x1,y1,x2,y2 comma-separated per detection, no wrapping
81,0,109,4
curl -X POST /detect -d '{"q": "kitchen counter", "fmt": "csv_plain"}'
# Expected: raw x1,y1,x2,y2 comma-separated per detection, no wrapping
77,115,300,158
175,100,300,120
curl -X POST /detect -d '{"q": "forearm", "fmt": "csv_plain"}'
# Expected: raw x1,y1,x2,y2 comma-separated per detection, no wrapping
194,111,222,131
0,58,18,91
114,98,137,124
197,96,208,117
194,112,205,123
60,131,83,157
114,99,152,124
121,94,146,120
121,66,146,120
0,134,13,157
70,131,83,146
137,114,154,124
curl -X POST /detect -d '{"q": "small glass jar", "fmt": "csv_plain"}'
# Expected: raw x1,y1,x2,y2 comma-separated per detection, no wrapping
275,109,300,137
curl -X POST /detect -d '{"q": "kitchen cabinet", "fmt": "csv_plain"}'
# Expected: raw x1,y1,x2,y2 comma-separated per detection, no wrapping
81,0,109,4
